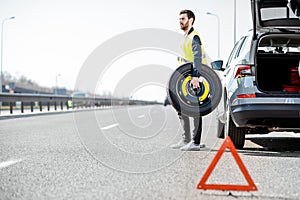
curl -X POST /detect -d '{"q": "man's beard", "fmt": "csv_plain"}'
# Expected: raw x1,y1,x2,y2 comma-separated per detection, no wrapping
180,22,189,31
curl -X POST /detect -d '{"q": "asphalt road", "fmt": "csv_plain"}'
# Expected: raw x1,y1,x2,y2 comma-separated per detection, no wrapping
0,105,299,200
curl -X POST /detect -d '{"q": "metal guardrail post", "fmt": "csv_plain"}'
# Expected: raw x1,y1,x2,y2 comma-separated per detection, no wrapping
39,101,42,112
9,102,13,114
21,101,24,113
30,102,34,112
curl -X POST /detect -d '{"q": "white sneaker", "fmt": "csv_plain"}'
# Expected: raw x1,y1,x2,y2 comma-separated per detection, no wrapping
170,140,188,149
200,143,206,148
180,142,206,151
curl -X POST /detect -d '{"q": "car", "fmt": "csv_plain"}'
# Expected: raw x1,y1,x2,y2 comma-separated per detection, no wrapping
212,0,300,149
68,92,91,108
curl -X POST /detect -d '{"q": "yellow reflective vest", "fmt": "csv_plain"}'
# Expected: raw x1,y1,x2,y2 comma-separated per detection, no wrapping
180,29,207,65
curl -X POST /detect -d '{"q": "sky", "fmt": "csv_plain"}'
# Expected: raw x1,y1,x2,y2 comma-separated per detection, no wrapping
0,0,252,102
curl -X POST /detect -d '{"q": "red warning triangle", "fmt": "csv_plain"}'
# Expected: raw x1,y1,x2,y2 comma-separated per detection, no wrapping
197,136,257,191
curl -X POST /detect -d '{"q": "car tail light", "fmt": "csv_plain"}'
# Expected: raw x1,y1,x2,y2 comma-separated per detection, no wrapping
237,93,256,98
234,65,252,78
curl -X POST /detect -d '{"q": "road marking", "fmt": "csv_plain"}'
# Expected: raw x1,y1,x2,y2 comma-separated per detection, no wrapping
101,123,119,130
0,159,23,169
138,114,145,118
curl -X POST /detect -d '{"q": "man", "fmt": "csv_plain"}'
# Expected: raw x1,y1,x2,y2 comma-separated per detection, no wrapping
171,9,206,151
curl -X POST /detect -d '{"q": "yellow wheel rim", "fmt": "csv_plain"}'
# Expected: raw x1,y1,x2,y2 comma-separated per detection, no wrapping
200,80,209,101
181,75,210,102
181,76,192,96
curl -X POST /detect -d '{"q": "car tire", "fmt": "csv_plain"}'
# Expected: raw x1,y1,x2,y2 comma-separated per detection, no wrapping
224,102,246,149
227,114,246,149
167,63,222,117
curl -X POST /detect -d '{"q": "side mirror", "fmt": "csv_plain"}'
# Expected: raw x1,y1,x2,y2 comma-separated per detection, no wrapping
211,60,224,71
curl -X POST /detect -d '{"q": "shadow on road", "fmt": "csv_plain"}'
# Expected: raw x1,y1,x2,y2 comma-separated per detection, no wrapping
240,137,300,158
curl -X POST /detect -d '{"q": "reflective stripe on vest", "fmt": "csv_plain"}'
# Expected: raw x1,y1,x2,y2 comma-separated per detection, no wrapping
181,29,207,65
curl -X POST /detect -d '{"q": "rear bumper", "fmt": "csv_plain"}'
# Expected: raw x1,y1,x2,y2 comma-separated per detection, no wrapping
231,103,300,128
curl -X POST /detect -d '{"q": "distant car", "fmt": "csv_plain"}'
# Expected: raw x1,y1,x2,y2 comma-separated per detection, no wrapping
71,92,89,98
68,92,90,108
212,0,300,149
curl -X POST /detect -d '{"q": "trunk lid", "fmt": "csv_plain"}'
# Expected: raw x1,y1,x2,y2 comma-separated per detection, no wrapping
251,0,300,37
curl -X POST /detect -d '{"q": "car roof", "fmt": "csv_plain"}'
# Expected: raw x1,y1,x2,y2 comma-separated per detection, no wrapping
71,92,88,97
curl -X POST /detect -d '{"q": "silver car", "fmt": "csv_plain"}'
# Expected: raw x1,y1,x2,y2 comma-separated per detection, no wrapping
212,0,300,149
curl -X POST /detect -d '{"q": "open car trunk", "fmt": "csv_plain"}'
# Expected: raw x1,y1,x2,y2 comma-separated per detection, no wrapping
256,34,300,93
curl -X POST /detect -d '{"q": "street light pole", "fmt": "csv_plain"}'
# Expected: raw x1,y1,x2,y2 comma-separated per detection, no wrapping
0,16,15,93
206,12,220,59
234,0,237,44
55,74,61,95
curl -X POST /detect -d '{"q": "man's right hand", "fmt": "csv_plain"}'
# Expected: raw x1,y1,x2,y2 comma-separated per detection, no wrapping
190,77,200,89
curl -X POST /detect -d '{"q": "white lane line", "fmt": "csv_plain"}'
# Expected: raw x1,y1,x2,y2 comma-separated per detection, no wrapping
137,114,145,119
101,123,119,130
0,159,23,169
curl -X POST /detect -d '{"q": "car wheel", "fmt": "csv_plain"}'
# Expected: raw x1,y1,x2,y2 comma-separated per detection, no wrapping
224,102,246,149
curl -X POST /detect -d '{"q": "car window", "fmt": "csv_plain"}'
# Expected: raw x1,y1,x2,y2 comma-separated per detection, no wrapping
234,37,247,59
226,41,240,67
236,36,251,63
226,37,246,67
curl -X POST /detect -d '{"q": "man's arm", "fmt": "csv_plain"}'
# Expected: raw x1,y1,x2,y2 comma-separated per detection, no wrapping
190,35,202,89
191,35,202,77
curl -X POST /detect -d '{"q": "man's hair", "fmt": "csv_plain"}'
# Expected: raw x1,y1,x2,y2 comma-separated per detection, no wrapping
180,9,195,25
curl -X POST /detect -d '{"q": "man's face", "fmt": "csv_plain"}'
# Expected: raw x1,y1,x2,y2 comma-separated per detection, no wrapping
179,14,190,31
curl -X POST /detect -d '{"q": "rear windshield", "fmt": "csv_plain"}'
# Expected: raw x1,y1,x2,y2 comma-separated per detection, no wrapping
260,7,298,21
258,1,300,27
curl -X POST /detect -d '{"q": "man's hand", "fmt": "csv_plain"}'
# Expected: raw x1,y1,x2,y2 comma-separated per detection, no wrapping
190,77,200,89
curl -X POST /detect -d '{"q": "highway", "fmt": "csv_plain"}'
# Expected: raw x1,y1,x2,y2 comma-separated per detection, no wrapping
0,105,300,200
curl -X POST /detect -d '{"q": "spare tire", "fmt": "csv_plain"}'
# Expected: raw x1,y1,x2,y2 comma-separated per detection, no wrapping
167,63,222,117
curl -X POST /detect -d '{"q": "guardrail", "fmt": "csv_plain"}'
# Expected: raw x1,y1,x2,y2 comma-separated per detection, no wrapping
0,93,160,115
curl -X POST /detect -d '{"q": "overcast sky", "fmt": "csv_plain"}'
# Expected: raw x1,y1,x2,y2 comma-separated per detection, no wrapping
0,0,252,101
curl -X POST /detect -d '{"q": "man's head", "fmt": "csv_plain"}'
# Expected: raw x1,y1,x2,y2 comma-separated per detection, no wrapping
179,10,195,32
